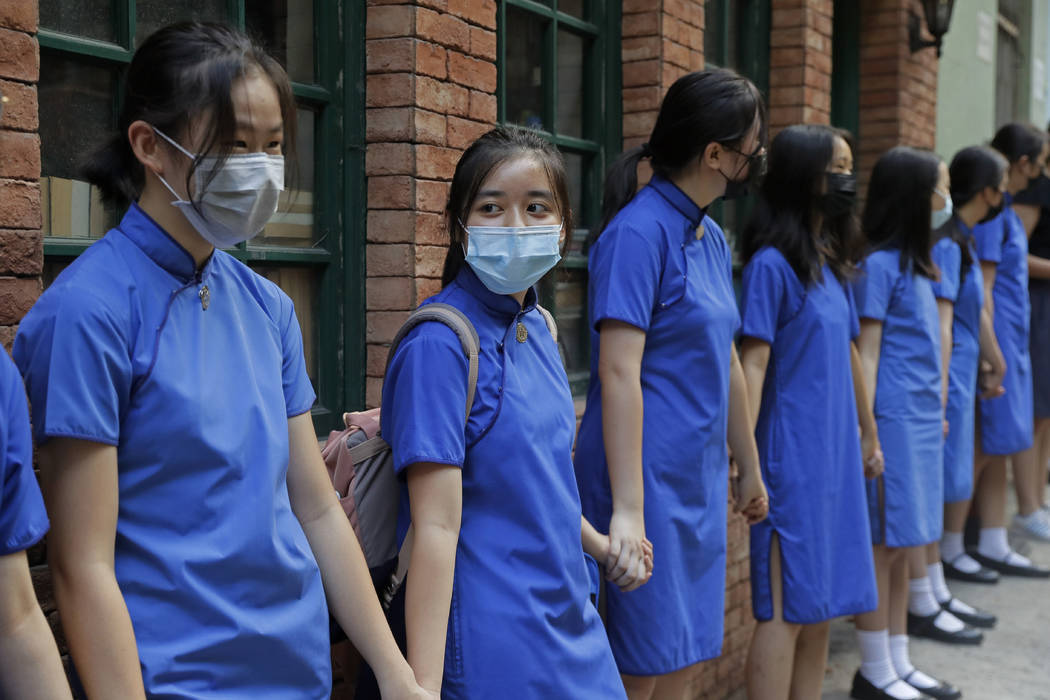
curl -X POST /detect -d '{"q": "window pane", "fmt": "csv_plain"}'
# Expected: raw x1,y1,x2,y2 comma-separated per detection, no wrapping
562,151,584,227
251,265,320,389
136,0,227,46
703,0,736,68
247,0,315,84
556,30,585,138
259,107,316,247
544,266,588,375
559,0,585,19
39,53,119,238
505,7,547,130
40,0,115,42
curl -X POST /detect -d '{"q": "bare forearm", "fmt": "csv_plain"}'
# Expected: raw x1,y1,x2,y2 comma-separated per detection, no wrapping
405,525,458,693
850,343,877,437
0,606,72,700
581,516,607,561
937,303,953,409
301,506,413,691
601,371,644,513
728,349,760,478
1029,254,1050,280
52,566,145,699
738,340,769,434
978,308,1001,363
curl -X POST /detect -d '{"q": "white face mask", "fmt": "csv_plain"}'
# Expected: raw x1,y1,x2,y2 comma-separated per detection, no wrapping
459,221,563,295
153,127,284,248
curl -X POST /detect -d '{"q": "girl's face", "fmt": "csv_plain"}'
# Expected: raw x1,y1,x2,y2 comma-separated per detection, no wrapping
465,155,564,244
829,135,853,175
931,160,950,214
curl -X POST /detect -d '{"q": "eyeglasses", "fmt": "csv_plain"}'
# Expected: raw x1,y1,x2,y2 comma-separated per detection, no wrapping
722,142,768,179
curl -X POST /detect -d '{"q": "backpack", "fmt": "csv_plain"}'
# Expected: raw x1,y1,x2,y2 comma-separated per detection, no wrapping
321,301,558,608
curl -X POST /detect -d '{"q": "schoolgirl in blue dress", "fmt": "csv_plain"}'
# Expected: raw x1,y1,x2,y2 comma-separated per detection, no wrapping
13,24,428,700
0,349,71,699
573,68,769,700
738,125,880,700
382,127,632,699
849,148,960,700
970,123,1050,572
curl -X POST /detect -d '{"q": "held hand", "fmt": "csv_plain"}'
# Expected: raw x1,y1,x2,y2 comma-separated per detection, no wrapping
734,468,769,525
860,430,884,480
606,508,649,592
943,419,950,437
978,359,1006,399
378,673,440,700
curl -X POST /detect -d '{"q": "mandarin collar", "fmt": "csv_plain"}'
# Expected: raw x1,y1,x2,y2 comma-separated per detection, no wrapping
455,265,538,317
116,203,212,283
648,175,706,232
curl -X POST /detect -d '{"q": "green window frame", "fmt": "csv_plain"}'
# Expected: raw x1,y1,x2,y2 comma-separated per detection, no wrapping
36,0,366,433
496,0,622,395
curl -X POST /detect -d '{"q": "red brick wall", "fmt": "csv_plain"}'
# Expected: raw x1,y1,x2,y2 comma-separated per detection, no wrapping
857,0,938,193
769,0,833,131
363,0,498,408
0,0,42,352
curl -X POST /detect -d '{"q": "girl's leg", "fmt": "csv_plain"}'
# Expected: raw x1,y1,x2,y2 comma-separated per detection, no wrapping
925,538,996,626
940,498,985,576
1010,444,1044,519
621,673,657,700
746,534,801,700
649,665,697,700
853,547,919,699
905,546,976,642
788,621,830,700
1035,418,1050,506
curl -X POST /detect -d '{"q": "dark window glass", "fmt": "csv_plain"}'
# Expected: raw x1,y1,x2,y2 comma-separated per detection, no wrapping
136,0,227,46
40,0,115,42
505,6,547,130
246,0,316,84
556,30,586,137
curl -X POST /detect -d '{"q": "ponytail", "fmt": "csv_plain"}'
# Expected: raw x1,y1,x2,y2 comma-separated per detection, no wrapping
592,145,649,247
81,134,145,208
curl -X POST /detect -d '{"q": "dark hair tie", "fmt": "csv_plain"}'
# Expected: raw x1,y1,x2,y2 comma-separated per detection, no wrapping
640,142,653,158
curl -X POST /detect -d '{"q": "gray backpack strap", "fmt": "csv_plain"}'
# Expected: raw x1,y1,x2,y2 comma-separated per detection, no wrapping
535,304,558,342
386,302,480,423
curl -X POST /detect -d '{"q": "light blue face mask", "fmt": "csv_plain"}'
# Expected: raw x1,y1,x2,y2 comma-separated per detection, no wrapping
931,188,953,230
460,222,563,295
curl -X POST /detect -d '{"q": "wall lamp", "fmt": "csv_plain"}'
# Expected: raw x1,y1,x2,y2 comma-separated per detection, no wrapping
909,0,956,58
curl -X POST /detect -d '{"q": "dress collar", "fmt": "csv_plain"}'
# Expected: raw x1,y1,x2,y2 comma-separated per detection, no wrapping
648,175,706,230
454,264,538,317
116,203,211,282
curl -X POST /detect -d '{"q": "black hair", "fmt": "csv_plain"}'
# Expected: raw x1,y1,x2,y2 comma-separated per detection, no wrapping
990,122,1046,164
591,68,765,243
861,146,942,279
81,22,298,209
742,124,857,285
442,126,573,287
945,146,1008,281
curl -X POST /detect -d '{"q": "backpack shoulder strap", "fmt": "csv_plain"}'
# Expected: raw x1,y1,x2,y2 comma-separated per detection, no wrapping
535,304,558,342
385,302,480,425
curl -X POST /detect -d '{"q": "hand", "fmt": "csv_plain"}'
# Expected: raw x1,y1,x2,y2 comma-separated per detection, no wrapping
860,430,884,480
378,672,440,700
943,419,950,437
606,508,649,592
978,358,1006,399
733,468,769,524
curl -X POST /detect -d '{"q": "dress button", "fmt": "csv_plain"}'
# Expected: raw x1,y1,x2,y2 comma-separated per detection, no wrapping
497,342,504,353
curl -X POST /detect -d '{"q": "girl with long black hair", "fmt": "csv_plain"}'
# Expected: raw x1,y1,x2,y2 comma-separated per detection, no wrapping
573,68,769,700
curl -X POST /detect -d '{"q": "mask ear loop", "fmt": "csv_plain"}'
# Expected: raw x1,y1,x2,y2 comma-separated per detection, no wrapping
151,127,196,205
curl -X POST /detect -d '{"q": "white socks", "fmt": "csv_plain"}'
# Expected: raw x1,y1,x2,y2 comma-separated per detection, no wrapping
890,634,939,691
856,629,920,699
978,526,1032,565
908,576,965,632
940,531,982,573
927,562,978,615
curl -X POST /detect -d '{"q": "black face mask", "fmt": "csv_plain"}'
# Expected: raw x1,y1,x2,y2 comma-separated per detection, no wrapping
979,197,1004,224
719,147,766,201
820,173,857,218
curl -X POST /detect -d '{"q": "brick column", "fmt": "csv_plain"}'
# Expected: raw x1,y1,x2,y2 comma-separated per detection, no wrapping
363,0,498,407
768,0,833,131
857,0,938,193
0,0,42,352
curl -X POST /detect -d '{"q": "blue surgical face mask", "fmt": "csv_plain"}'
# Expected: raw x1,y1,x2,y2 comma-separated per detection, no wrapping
931,188,953,231
459,221,562,295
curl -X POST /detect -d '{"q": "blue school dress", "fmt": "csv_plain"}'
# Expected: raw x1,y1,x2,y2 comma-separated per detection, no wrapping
1013,175,1050,418
974,198,1034,454
852,249,943,547
574,176,740,674
382,266,625,700
0,351,48,555
14,204,330,699
936,225,984,503
741,247,876,624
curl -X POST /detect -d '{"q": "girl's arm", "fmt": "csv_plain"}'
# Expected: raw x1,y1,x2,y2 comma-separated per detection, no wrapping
850,343,883,479
1014,202,1040,237
286,414,431,700
597,320,650,589
0,551,73,700
977,261,1006,398
856,320,883,418
581,516,651,592
36,438,147,700
1028,254,1050,280
738,337,770,433
728,345,768,524
936,299,954,410
403,463,462,695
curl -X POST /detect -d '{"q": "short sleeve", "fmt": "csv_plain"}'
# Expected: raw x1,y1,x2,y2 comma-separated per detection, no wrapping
973,215,1005,264
740,249,794,345
0,353,48,554
588,223,663,332
279,295,317,418
930,238,961,302
845,282,861,340
13,290,132,446
382,323,470,473
852,251,900,322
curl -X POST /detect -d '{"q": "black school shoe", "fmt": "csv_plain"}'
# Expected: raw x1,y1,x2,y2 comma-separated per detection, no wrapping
901,670,962,700
970,550,1050,578
850,670,909,700
907,611,983,645
940,597,996,628
942,554,999,584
